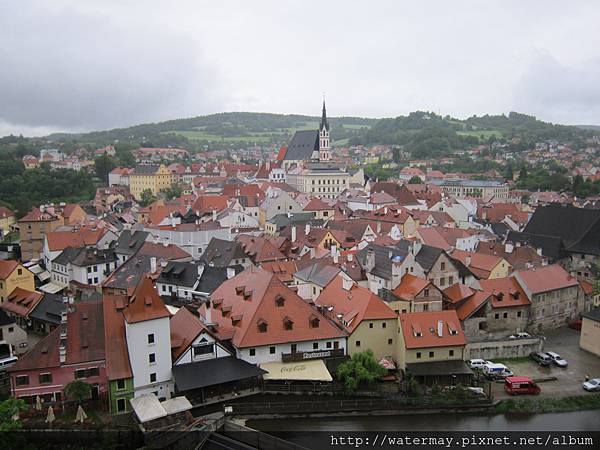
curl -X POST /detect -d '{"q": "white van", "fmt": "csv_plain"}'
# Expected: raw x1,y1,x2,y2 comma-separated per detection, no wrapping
482,362,513,379
468,359,490,370
0,356,18,371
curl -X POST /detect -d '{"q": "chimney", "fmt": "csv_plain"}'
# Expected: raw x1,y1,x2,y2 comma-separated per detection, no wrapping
347,253,353,262
437,320,443,338
203,300,213,325
342,276,353,291
305,223,311,236
197,264,205,279
150,257,157,274
212,209,217,222
536,247,543,256
504,241,514,253
291,225,297,243
226,267,236,279
384,206,388,215
465,255,472,267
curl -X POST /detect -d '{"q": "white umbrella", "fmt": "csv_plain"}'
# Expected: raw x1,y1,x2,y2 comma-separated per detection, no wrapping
35,395,42,411
75,405,87,423
45,406,55,424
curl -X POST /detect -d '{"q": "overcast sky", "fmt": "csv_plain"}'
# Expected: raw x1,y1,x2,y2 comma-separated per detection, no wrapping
2,0,600,136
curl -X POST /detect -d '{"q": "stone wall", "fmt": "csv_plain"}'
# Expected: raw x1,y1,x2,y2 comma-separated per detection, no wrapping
465,337,544,360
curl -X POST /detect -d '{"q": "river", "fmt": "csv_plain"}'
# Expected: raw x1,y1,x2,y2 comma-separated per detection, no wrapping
248,410,600,432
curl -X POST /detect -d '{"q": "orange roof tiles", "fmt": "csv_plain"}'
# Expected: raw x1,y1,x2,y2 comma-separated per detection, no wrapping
399,310,466,349
391,274,432,302
204,266,345,348
123,276,171,324
103,294,133,380
316,276,397,333
515,264,579,294
479,276,531,309
45,228,106,252
0,260,19,279
170,307,210,361
0,288,44,317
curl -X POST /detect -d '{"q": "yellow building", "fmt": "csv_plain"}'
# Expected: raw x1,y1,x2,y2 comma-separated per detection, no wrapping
580,310,600,358
316,275,399,361
0,207,16,236
129,164,173,200
0,260,35,303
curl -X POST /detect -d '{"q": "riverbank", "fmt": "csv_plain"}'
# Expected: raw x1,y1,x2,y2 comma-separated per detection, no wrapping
494,394,600,414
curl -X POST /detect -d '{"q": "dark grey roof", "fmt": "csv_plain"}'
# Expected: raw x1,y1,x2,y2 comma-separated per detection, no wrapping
157,261,201,288
284,130,319,161
583,309,600,322
268,213,321,231
523,204,600,256
29,293,66,325
53,247,81,266
200,238,246,268
319,100,329,132
133,164,160,174
196,265,243,293
0,309,15,327
506,231,565,260
294,263,340,287
406,360,473,377
102,254,153,291
54,247,116,267
114,230,149,256
357,243,410,280
414,244,444,273
172,356,266,391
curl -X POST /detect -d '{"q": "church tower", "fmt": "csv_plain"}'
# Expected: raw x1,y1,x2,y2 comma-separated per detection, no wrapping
319,100,331,162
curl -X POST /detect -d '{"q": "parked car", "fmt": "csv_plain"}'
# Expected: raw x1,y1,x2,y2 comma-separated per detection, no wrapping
468,359,491,370
582,378,600,392
483,363,513,380
509,332,531,339
0,355,18,372
530,351,553,367
568,319,582,331
504,376,541,395
545,351,568,368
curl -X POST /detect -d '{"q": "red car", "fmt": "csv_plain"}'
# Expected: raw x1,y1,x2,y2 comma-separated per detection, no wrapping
504,376,541,395
569,320,582,331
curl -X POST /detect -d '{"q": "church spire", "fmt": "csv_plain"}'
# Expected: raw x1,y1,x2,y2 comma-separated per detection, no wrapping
320,99,329,132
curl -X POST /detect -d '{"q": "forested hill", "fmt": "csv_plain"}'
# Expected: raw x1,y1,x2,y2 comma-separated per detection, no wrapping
348,111,592,158
42,110,593,154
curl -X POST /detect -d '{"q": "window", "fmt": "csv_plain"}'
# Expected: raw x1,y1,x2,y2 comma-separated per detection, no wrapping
388,339,393,345
429,351,434,358
117,398,127,412
193,343,214,356
149,353,156,364
382,322,387,329
291,344,297,353
449,349,454,357
150,373,157,383
313,342,318,350
334,341,339,349
17,268,23,275
326,341,332,349
448,276,454,285
275,295,285,307
258,322,268,333
494,313,499,319
269,346,276,354
249,348,256,356
439,277,445,286
147,334,155,344
116,379,126,390
16,375,29,386
517,311,522,318
284,319,293,330
39,373,52,384
369,323,373,329
416,352,422,359
440,262,446,270
503,312,508,319
422,303,429,312
355,340,361,347
75,369,86,379
424,289,429,297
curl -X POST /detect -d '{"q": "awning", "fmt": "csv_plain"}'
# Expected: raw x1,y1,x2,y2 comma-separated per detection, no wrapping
130,395,167,423
37,271,51,282
28,264,43,275
38,282,66,294
173,356,266,392
260,359,333,382
161,396,192,415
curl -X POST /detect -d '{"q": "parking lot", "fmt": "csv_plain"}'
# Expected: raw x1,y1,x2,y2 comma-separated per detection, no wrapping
491,327,600,399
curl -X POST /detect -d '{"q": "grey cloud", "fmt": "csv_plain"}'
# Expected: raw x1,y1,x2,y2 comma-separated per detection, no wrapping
0,3,223,132
512,53,600,124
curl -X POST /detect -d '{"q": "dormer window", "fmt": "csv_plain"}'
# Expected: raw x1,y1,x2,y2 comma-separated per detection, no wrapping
257,320,268,333
235,286,245,295
414,331,422,337
284,318,294,330
309,317,320,328
275,294,285,307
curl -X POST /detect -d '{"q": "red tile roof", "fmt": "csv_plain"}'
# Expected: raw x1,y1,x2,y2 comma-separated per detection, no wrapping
303,197,332,211
138,241,191,261
103,294,133,380
65,301,105,365
0,260,19,279
236,235,286,262
0,206,14,219
45,228,106,252
123,276,171,324
479,276,531,308
204,266,346,348
580,279,594,295
0,288,44,317
391,274,432,302
260,260,299,284
192,195,230,215
451,250,508,278
9,326,60,372
170,307,212,361
399,310,466,349
316,276,396,333
515,264,579,294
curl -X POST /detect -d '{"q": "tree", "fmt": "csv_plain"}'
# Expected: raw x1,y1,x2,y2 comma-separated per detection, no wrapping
65,380,92,404
0,398,26,432
162,184,183,200
392,147,401,163
336,350,387,394
94,154,116,183
518,166,528,180
140,189,157,207
408,176,423,184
